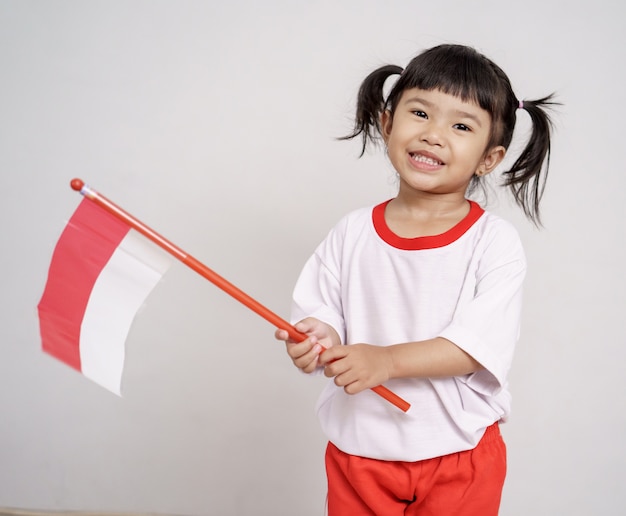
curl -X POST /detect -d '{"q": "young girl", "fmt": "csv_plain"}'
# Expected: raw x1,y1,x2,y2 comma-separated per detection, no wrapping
275,44,555,515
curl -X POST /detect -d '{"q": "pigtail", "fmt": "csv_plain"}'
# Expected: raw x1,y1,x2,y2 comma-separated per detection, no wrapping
503,94,558,225
340,64,403,156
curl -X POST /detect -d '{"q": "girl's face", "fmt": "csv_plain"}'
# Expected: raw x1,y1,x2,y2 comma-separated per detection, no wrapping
382,88,505,201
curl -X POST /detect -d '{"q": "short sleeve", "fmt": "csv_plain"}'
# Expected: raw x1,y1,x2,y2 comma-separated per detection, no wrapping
290,221,347,344
438,220,526,395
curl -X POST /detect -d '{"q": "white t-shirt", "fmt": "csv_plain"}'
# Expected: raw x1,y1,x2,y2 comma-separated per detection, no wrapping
291,200,526,461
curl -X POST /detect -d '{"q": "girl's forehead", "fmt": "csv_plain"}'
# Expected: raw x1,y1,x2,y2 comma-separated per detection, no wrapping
399,87,481,108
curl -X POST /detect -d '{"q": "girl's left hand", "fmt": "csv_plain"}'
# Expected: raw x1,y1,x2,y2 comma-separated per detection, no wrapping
318,344,393,395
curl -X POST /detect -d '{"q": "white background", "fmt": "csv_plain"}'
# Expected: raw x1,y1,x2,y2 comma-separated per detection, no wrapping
1,1,624,515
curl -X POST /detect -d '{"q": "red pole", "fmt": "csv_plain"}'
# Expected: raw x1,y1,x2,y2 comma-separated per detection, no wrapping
70,179,410,412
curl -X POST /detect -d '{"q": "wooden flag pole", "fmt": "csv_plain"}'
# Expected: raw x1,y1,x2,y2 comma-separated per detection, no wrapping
70,179,410,412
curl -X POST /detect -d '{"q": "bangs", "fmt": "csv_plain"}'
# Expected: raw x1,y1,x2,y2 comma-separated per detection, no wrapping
390,45,505,115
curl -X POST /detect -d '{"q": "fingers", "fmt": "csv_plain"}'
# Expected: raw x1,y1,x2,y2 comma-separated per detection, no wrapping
274,328,291,342
275,318,337,374
322,355,347,381
293,317,322,337
318,343,346,366
320,344,390,395
318,344,353,384
325,365,365,394
283,334,323,374
275,318,320,344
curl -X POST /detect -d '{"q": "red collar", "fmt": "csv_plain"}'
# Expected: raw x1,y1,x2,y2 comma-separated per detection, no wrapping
372,200,484,250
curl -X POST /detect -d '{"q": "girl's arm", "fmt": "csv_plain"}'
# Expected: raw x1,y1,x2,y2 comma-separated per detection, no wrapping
318,338,482,395
389,338,482,378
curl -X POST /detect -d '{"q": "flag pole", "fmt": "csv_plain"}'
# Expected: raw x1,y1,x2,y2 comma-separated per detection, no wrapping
70,179,410,412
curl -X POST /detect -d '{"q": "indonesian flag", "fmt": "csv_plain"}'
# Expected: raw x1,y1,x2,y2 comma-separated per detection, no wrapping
38,198,171,394
37,179,410,411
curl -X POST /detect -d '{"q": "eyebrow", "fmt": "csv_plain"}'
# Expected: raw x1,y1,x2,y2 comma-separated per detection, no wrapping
403,96,484,128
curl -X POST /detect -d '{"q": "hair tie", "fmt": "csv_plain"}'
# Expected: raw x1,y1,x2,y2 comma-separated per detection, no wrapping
518,100,524,110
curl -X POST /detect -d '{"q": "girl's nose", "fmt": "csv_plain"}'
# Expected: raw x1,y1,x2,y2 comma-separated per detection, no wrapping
420,123,445,147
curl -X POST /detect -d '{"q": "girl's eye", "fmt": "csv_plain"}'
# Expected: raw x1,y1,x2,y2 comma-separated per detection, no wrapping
454,123,471,131
412,110,428,119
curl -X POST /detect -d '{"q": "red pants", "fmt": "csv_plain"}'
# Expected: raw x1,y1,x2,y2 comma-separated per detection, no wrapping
325,423,506,516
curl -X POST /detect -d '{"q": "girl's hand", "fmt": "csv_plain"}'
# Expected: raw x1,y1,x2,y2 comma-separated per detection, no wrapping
318,344,393,394
274,318,340,374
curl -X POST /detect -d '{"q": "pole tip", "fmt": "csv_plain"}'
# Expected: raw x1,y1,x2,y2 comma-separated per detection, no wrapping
70,178,84,191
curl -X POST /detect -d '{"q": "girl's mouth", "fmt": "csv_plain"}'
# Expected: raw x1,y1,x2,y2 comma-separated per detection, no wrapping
409,152,444,167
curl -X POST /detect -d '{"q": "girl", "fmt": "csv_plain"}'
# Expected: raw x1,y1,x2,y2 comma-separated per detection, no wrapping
275,44,556,515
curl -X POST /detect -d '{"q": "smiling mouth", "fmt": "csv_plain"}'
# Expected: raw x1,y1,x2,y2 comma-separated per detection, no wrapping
410,152,444,166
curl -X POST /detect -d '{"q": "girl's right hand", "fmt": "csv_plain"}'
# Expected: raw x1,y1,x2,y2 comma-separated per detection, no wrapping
274,318,340,374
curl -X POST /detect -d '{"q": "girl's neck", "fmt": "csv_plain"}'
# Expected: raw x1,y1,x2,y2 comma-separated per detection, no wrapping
385,192,472,239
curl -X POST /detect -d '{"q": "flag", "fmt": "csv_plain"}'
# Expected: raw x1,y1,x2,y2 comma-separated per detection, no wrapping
38,198,171,394
37,179,410,411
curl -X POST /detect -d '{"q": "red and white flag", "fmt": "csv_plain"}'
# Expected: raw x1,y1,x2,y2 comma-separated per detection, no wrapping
37,179,410,411
38,198,171,394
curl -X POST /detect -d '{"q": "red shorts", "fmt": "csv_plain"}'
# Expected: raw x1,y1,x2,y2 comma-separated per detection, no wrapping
325,423,506,516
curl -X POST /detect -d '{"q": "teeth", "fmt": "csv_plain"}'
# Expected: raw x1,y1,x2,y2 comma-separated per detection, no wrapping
412,153,442,166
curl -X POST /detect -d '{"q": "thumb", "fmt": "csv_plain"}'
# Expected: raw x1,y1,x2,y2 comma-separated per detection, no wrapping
294,317,318,335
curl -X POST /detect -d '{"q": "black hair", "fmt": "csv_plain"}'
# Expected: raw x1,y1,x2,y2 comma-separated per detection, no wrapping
341,44,558,225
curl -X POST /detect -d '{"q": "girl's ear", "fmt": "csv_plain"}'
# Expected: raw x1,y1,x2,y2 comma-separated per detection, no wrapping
381,110,393,143
477,146,506,176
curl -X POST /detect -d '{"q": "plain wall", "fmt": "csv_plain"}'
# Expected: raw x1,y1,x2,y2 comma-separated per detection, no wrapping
1,1,624,514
